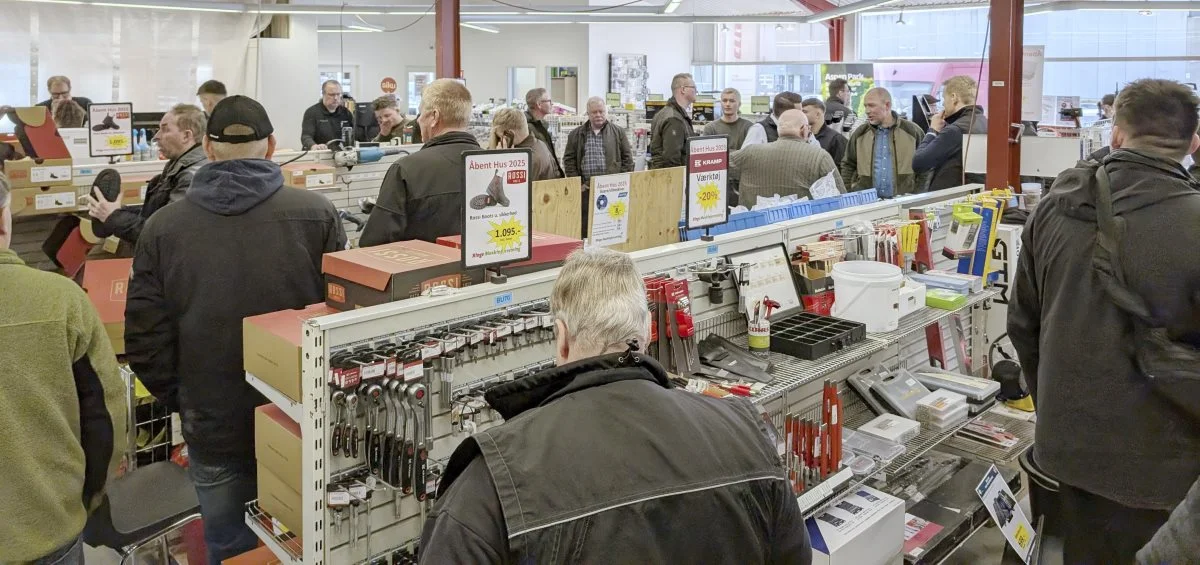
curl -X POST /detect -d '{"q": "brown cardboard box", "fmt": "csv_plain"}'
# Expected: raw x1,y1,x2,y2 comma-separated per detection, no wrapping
322,240,480,311
81,258,133,355
5,157,74,189
255,403,301,492
281,162,336,190
257,463,302,536
120,174,155,205
436,231,583,277
244,303,337,402
9,184,79,217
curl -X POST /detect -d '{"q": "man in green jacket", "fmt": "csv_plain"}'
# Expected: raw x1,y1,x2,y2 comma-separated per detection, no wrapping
840,87,929,197
649,73,697,169
0,171,127,564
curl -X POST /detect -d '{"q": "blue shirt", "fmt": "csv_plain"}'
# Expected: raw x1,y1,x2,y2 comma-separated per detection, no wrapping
873,126,895,198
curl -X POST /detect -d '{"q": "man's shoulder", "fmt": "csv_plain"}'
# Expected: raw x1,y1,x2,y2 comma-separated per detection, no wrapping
270,186,338,214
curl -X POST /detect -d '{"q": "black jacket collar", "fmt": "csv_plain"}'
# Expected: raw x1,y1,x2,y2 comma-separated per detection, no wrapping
422,130,480,150
484,352,670,420
164,143,206,178
669,99,694,125
946,105,984,125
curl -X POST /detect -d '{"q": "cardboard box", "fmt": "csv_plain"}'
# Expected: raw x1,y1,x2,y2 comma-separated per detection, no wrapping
255,403,301,492
9,184,80,217
120,174,155,205
6,106,73,189
257,463,302,536
807,486,906,565
223,545,283,565
81,258,133,355
435,231,583,276
5,157,74,189
244,303,337,402
281,162,336,190
322,240,479,311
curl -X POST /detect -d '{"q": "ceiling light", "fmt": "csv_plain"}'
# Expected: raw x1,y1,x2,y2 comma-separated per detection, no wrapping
317,26,377,33
13,0,86,5
896,7,907,24
525,11,650,16
94,1,241,11
347,23,383,32
775,23,784,30
460,22,500,33
461,11,520,15
663,0,682,14
809,0,903,22
470,21,575,24
720,24,729,33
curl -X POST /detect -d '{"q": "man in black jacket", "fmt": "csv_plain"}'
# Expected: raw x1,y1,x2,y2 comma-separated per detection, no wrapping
564,97,634,235
301,80,355,150
802,98,848,164
912,76,987,191
525,87,564,177
742,91,803,148
36,75,93,113
825,78,855,132
1008,78,1200,564
86,103,208,248
125,96,346,563
360,79,479,245
421,248,810,564
649,73,697,169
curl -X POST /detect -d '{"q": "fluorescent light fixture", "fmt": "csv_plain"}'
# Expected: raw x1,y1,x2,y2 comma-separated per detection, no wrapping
253,6,385,15
13,0,86,5
95,2,242,11
525,11,653,16
460,22,500,33
869,4,986,15
347,23,383,32
317,26,378,33
470,21,575,25
461,11,521,15
663,0,681,14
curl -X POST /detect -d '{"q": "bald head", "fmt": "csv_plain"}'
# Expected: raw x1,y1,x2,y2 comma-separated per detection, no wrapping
777,109,810,139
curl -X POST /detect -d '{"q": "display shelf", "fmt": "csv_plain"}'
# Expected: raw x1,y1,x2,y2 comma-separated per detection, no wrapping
940,410,1035,465
726,335,890,405
246,501,304,565
246,372,302,423
868,288,1000,343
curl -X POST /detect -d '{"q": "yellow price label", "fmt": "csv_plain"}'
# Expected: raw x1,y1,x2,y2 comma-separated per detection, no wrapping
1013,524,1031,549
696,181,721,212
608,200,626,219
487,217,525,252
106,135,130,149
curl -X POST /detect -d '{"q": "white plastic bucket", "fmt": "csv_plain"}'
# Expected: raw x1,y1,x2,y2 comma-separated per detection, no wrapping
831,261,903,332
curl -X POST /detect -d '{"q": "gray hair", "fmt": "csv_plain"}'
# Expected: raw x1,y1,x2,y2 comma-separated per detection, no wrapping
321,80,342,94
0,171,10,207
207,137,269,161
421,79,472,128
169,103,207,140
671,73,694,93
550,248,649,353
586,96,606,110
864,87,892,104
525,87,548,107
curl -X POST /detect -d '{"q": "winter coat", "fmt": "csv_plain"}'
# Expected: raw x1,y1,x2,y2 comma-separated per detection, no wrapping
125,158,346,462
100,143,207,244
525,110,564,178
840,112,928,196
912,105,988,191
732,136,846,207
301,102,355,149
420,352,811,564
649,99,696,169
516,135,563,182
563,121,635,182
359,131,481,246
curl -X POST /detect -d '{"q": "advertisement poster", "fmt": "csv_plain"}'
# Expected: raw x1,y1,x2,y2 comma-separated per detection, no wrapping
590,173,631,247
685,135,729,230
88,102,133,158
977,465,1035,563
1021,46,1045,122
819,64,875,115
462,149,533,269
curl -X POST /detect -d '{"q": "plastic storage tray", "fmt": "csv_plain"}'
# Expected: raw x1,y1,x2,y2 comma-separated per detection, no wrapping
768,312,867,361
842,428,907,464
787,200,814,220
761,205,792,225
841,188,879,208
810,196,843,214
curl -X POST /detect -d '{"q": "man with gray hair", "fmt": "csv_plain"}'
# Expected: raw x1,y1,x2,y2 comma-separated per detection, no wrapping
841,87,927,197
525,87,564,177
564,96,634,235
422,247,810,563
87,103,209,247
732,109,845,207
649,72,697,169
301,79,354,150
126,95,345,562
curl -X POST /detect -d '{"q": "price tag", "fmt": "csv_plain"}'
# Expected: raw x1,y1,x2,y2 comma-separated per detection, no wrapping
462,149,533,269
327,490,351,507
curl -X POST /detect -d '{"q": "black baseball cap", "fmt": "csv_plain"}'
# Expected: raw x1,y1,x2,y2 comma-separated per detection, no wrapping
207,95,274,143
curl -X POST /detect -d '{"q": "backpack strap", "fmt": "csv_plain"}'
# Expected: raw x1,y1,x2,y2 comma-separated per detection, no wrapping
1090,162,1158,326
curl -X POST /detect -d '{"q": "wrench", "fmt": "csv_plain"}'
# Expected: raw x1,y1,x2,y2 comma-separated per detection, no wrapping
344,393,359,459
366,383,384,475
330,390,346,455
408,384,429,503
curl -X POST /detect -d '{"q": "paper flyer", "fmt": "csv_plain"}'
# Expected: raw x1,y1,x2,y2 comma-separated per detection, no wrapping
88,102,134,158
461,149,533,269
976,464,1035,563
685,135,729,230
590,173,631,247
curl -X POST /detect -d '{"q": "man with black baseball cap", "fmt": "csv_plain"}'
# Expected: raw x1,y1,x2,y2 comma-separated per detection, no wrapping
125,95,346,563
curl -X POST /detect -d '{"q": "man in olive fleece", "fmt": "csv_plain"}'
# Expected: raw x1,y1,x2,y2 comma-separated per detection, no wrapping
0,170,127,564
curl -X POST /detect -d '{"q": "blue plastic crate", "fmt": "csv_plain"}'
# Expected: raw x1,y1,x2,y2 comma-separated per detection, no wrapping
679,210,766,241
810,196,843,214
761,205,791,225
787,200,814,220
840,188,879,209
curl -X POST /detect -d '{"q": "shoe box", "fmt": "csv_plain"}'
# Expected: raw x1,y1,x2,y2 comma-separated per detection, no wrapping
806,485,905,565
435,231,583,277
119,173,155,205
6,107,75,216
256,403,303,535
80,258,133,355
281,162,336,190
322,240,482,311
243,303,338,403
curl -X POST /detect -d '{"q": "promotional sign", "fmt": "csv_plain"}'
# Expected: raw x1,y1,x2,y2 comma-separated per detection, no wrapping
380,76,398,94
1021,46,1045,122
648,93,664,101
750,95,771,114
462,149,533,270
590,173,631,247
976,464,1035,563
88,102,134,158
685,135,729,231
819,64,875,115
605,92,622,107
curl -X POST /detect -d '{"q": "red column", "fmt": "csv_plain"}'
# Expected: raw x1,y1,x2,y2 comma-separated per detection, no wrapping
827,18,845,62
986,0,1023,190
435,0,461,79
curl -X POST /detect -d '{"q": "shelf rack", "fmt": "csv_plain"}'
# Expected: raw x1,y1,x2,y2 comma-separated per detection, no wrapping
246,372,303,423
246,502,304,565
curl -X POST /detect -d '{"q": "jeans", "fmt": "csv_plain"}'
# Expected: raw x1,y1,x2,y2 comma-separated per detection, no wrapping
31,536,83,565
188,455,259,565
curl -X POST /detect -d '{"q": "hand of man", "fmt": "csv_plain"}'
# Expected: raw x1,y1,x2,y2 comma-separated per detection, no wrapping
88,186,121,223
311,144,328,151
930,111,946,133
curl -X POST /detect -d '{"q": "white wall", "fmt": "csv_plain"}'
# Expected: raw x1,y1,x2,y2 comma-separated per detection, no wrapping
317,18,437,109
254,16,319,151
462,24,589,110
588,23,693,101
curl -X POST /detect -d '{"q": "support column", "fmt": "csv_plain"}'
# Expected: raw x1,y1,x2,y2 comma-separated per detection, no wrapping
986,0,1023,190
827,18,845,62
435,0,461,79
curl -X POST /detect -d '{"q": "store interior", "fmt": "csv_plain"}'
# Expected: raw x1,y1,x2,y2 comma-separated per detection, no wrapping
2,0,1198,564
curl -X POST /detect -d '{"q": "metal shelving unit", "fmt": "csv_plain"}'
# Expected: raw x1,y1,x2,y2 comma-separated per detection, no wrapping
247,372,303,423
246,502,303,565
869,289,1000,343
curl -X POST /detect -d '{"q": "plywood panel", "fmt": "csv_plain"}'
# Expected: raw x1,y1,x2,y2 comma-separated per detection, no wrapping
590,167,684,253
532,176,583,239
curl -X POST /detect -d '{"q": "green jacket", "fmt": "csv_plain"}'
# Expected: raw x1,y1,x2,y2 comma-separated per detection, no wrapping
649,99,696,169
0,248,126,562
839,113,929,196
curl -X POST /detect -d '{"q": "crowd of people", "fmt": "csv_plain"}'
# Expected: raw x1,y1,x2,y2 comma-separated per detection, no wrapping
2,68,1198,565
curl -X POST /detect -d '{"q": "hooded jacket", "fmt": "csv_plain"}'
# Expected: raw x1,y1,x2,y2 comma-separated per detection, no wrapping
420,352,810,564
839,112,928,196
125,159,346,462
912,105,988,191
649,99,696,169
1008,149,1200,510
100,143,207,245
360,131,480,246
0,248,126,562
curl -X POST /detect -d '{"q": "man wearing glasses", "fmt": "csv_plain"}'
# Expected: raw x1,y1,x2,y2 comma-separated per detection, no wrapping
649,73,697,169
524,88,564,177
37,75,94,116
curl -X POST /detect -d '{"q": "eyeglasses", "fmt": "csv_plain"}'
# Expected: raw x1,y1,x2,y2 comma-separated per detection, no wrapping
50,91,70,99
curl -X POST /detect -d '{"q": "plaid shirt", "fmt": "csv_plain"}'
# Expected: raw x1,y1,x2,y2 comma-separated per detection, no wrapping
580,126,607,181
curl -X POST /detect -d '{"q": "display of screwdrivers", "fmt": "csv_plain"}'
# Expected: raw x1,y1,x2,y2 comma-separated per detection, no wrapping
782,381,843,494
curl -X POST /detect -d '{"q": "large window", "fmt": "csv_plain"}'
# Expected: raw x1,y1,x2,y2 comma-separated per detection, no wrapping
713,23,829,64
